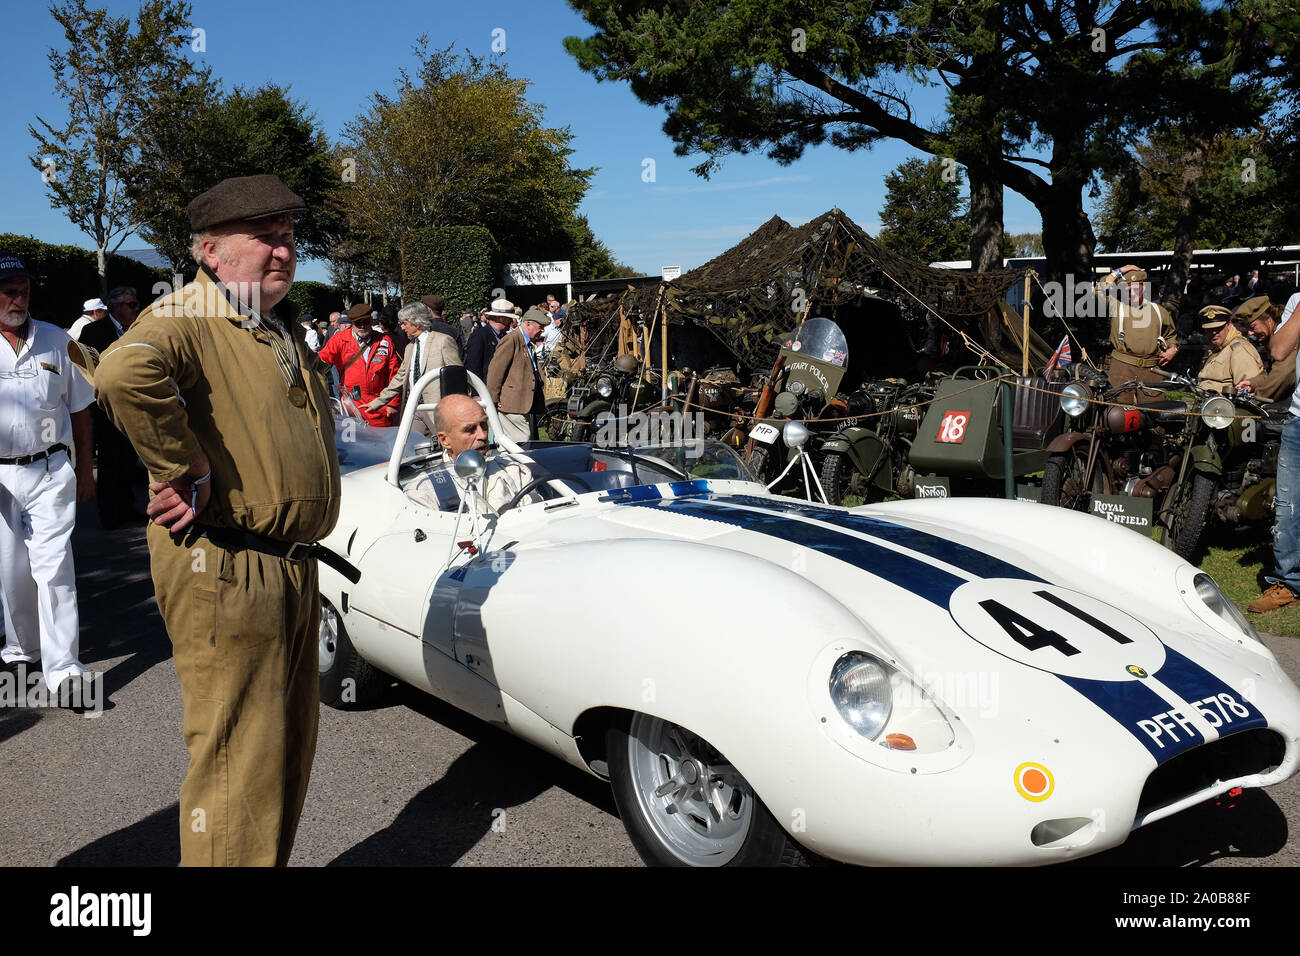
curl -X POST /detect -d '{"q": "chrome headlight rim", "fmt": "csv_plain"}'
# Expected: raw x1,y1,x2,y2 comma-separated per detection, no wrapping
1060,382,1093,418
828,651,894,740
1200,395,1235,430
595,376,615,399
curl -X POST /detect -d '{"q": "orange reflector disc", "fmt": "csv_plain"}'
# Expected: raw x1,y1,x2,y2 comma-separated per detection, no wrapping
885,733,916,751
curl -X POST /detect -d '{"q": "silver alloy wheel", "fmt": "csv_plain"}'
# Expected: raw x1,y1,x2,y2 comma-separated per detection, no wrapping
319,602,339,674
626,713,753,865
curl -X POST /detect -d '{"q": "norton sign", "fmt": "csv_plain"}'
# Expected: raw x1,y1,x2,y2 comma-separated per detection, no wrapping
1088,493,1154,536
504,260,571,286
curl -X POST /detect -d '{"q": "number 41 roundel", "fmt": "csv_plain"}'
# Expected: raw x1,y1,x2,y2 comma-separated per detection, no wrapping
948,580,1166,680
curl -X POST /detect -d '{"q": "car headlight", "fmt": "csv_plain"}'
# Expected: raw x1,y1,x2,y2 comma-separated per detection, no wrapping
1060,383,1092,418
595,376,614,399
829,652,893,739
1193,572,1261,643
1200,396,1235,430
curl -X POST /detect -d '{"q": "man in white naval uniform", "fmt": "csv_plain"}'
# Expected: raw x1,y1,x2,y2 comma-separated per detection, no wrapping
0,253,96,708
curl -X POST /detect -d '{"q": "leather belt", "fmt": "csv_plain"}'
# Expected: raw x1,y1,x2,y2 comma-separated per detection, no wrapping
0,443,69,466
186,524,361,584
1111,352,1160,369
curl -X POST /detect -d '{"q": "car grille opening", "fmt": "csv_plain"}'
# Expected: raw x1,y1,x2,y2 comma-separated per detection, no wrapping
1137,729,1285,818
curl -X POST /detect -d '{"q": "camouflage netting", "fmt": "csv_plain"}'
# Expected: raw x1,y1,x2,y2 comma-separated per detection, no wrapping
563,208,1040,375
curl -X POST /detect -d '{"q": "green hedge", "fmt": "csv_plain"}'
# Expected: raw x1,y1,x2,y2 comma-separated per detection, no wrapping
402,226,501,316
0,233,173,328
284,280,354,320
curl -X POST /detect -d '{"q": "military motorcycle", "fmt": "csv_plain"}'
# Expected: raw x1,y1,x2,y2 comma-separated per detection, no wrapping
740,317,852,492
1042,368,1270,559
818,378,934,506
546,354,649,443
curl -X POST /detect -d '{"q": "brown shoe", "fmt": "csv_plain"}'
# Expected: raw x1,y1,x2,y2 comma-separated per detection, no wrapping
1248,583,1300,614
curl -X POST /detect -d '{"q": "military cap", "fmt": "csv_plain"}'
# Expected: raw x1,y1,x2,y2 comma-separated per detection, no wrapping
1198,304,1232,330
1123,268,1148,282
1233,295,1271,325
347,302,374,322
521,306,551,327
188,174,306,232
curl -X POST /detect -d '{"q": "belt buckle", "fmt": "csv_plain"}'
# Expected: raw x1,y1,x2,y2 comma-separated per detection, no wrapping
283,541,314,561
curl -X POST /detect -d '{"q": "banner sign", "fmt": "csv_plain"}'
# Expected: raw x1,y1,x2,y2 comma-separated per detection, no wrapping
1088,493,1154,536
504,260,571,285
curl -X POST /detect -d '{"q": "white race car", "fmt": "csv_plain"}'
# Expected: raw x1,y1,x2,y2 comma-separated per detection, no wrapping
316,370,1300,866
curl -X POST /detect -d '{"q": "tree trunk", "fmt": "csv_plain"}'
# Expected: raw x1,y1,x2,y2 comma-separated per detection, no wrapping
1163,145,1207,316
1038,182,1095,286
969,165,1004,272
96,244,108,299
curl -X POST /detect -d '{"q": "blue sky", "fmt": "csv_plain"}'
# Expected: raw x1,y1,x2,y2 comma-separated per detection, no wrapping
1,0,1050,283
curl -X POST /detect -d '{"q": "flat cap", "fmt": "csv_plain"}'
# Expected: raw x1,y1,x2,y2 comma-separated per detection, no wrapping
1199,304,1231,330
521,306,551,327
188,174,306,232
1233,295,1271,324
420,294,446,313
347,302,374,321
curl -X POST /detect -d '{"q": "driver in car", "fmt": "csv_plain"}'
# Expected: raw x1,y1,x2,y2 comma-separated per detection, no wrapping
436,393,542,510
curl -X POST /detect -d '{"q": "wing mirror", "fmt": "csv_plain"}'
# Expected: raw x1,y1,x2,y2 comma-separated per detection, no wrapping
454,450,487,481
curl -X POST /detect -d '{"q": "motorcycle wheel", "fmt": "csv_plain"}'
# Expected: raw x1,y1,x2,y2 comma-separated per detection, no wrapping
1165,471,1216,561
1040,447,1102,511
820,450,871,507
543,399,570,442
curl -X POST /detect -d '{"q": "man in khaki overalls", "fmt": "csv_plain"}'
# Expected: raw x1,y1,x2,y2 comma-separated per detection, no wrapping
1099,264,1177,390
94,175,341,865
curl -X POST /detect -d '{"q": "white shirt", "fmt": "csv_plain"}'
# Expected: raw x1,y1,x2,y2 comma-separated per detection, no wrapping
303,325,322,351
540,323,563,356
0,320,95,458
1277,293,1300,417
68,315,96,341
409,330,428,388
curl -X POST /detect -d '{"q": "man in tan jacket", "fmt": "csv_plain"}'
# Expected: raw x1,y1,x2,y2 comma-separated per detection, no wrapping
94,174,341,866
365,301,463,436
487,306,549,444
1234,297,1295,402
1198,305,1264,394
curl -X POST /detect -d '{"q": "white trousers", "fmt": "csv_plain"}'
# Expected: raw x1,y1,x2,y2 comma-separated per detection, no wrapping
0,452,85,691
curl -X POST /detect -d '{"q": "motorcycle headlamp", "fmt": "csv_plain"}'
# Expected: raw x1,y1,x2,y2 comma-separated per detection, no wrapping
828,652,893,740
1060,383,1093,418
1200,396,1235,430
595,376,615,399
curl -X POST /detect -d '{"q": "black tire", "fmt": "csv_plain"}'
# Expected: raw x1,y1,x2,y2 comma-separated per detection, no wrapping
1040,447,1101,511
820,449,874,507
746,445,773,485
606,713,810,867
319,599,386,708
1167,471,1217,561
543,399,570,442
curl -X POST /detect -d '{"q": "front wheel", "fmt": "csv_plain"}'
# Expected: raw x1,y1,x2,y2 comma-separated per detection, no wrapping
606,713,810,867
820,449,874,507
1165,471,1217,561
319,599,386,708
1040,446,1103,511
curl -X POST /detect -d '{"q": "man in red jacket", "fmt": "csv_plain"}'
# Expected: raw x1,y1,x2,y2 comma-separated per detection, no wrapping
318,303,401,426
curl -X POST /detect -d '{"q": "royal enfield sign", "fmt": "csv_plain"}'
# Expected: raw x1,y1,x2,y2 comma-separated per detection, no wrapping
504,260,571,286
1088,494,1154,536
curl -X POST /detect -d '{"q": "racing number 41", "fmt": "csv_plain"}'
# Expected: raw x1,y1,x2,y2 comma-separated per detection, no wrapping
938,410,970,443
979,590,1134,657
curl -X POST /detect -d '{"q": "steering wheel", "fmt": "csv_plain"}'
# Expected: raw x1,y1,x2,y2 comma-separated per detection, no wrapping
498,472,594,513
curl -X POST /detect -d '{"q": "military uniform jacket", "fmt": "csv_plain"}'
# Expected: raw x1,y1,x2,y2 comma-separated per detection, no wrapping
94,267,341,543
486,328,543,415
1198,330,1265,395
1249,341,1298,402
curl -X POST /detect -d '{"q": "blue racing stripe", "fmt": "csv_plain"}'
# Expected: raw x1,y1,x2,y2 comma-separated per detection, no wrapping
1058,673,1203,760
1154,646,1268,734
721,494,1044,584
626,495,969,606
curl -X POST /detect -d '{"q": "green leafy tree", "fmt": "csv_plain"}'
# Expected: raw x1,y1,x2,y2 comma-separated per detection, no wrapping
565,1,1291,280
337,41,610,288
129,82,343,271
877,157,969,263
1006,233,1044,258
28,0,199,293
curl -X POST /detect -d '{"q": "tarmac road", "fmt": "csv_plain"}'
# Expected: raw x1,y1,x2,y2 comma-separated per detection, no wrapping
0,498,1297,868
